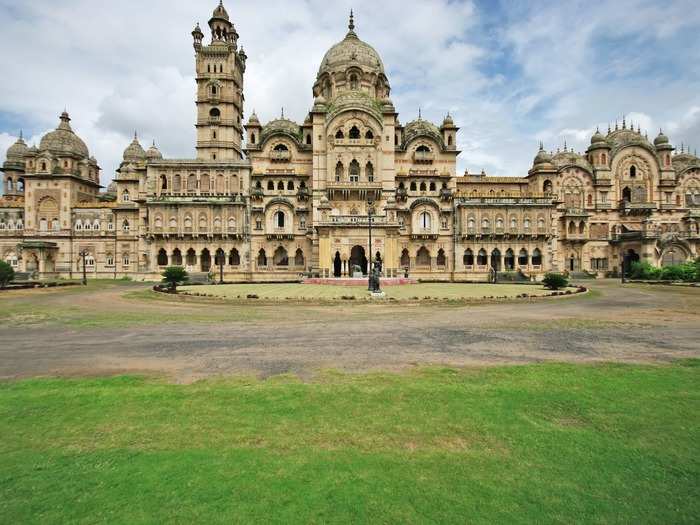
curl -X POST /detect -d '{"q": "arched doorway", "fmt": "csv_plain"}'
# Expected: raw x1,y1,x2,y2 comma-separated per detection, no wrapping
491,249,501,271
623,249,640,274
568,253,579,272
333,251,342,278
349,246,367,276
661,246,688,266
504,249,515,271
200,249,211,272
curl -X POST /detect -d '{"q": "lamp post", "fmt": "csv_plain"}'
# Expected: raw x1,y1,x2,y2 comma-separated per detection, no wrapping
219,251,224,284
78,250,89,286
367,199,374,291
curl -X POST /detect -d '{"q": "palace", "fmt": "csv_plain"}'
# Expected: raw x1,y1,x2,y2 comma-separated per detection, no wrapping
1,2,699,282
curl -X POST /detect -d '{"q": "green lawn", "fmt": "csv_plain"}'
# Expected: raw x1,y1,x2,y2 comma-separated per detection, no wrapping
180,282,565,300
1,362,698,524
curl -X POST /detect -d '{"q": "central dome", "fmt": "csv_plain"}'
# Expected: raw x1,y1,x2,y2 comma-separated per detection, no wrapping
39,112,89,159
317,13,385,80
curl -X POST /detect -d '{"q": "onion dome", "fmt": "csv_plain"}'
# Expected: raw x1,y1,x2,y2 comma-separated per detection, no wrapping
192,23,204,39
591,128,606,145
146,141,163,160
247,111,261,126
211,1,229,21
441,113,456,128
122,132,146,162
39,111,89,158
317,11,386,83
5,132,28,161
654,129,670,147
533,143,553,166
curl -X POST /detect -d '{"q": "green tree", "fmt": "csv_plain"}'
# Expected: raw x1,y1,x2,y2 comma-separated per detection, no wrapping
0,261,15,289
542,273,568,290
161,266,188,291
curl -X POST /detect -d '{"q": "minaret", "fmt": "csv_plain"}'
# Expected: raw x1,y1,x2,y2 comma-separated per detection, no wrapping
192,1,247,161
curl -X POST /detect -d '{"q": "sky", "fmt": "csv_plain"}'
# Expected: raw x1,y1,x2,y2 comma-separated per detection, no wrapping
1,0,699,190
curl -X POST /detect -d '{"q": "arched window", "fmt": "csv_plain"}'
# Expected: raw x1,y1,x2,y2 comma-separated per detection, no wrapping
251,133,256,145
157,249,168,266
410,181,417,192
188,174,197,192
365,130,374,140
468,217,476,230
518,249,529,266
437,249,446,267
400,249,410,267
335,161,344,182
209,108,220,118
275,211,285,228
420,211,431,230
277,181,284,191
349,160,360,183
215,248,226,267
169,217,177,229
122,190,130,202
543,180,553,193
587,194,593,206
184,216,193,229
579,222,585,234
213,217,222,230
172,249,183,266
420,182,427,192
287,180,295,191
505,249,515,270
524,218,531,230
477,249,488,266
122,220,130,233
349,126,361,139
39,218,48,231
482,218,490,231
602,153,607,164
257,249,267,267
52,219,60,231
229,249,240,266
228,217,236,230
306,134,311,145
295,249,305,267
272,247,289,267
173,175,181,192
510,217,517,230
349,74,359,90
274,144,288,152
463,249,474,266
532,248,543,266
6,179,12,192
264,180,273,191
568,221,576,234
366,162,374,182
75,220,83,231
186,249,197,266
160,175,168,190
416,145,431,153
448,135,453,146
629,165,637,178
335,129,344,140
622,187,632,202
416,247,431,266
429,182,436,192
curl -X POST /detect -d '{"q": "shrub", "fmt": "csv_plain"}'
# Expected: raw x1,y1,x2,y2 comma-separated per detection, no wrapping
542,273,568,290
161,266,189,291
628,261,660,280
0,261,15,288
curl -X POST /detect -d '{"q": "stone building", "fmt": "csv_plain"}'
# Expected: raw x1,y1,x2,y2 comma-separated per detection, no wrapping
2,3,699,281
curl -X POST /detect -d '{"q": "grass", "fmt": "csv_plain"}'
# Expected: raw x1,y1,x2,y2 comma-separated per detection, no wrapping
180,282,566,301
1,362,698,524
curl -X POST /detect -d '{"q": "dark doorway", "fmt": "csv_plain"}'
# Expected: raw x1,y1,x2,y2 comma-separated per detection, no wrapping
200,249,211,272
333,251,342,278
491,249,502,272
623,249,640,274
350,245,368,276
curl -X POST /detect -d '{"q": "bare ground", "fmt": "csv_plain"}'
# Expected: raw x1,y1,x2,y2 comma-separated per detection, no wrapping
1,280,699,382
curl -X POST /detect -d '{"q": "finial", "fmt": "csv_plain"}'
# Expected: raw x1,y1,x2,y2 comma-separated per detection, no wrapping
637,124,641,133
19,129,23,140
349,9,355,32
281,107,285,119
659,127,663,135
615,120,619,131
152,139,156,147
418,107,422,119
564,139,567,150
622,114,626,129
134,130,138,141
539,141,544,151
608,123,611,134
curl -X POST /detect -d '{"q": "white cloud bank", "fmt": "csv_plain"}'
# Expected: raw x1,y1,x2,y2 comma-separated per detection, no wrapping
0,0,698,187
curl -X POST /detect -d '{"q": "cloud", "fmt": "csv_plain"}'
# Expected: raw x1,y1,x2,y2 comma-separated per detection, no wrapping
0,0,698,189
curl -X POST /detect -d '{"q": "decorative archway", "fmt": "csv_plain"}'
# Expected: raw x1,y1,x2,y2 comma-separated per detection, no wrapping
333,251,342,277
349,245,368,276
200,249,211,272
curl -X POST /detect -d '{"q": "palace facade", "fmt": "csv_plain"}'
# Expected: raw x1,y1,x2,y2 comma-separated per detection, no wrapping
2,3,699,282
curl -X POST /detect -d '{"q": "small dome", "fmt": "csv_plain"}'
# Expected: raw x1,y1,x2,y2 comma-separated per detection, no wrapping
212,1,229,21
260,118,302,144
146,141,162,160
122,133,146,162
5,135,28,161
442,114,455,127
39,112,89,158
317,12,386,84
534,146,553,166
247,111,260,125
654,130,670,146
106,181,117,194
591,128,606,144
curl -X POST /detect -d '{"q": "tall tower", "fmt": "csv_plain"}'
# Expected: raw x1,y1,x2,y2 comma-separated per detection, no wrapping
192,1,247,161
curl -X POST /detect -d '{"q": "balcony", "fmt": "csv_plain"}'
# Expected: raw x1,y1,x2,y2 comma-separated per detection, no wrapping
270,150,291,162
561,208,590,218
327,181,382,191
320,215,392,227
621,201,657,214
414,151,435,163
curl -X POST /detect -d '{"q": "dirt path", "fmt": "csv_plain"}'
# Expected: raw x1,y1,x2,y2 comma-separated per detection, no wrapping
1,281,698,382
